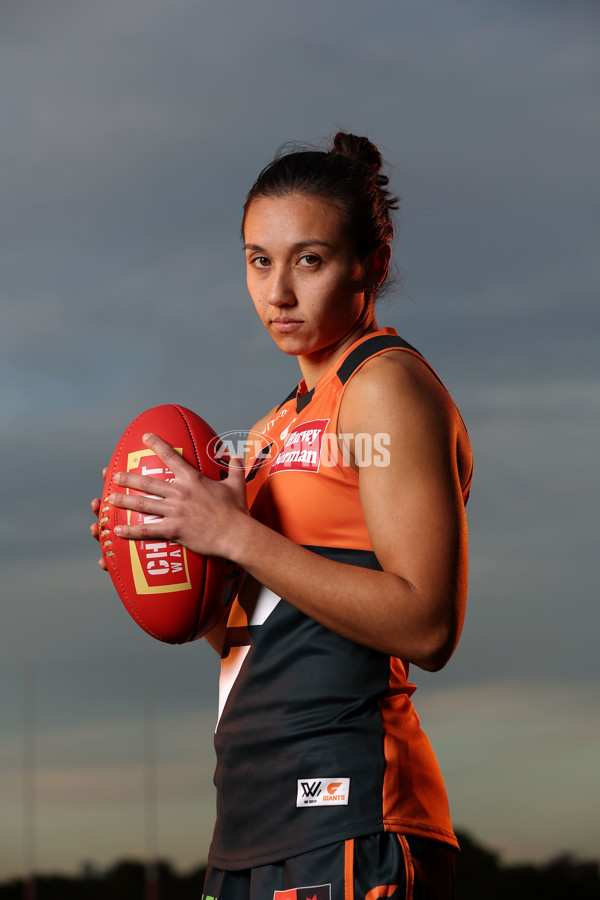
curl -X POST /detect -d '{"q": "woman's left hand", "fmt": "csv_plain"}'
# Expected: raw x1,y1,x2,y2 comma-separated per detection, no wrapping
107,433,249,559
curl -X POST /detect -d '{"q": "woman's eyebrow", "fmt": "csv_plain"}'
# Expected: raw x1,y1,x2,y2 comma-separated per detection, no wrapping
243,239,334,252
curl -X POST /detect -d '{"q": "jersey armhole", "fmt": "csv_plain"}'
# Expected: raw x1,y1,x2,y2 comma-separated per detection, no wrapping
332,338,427,483
334,337,473,500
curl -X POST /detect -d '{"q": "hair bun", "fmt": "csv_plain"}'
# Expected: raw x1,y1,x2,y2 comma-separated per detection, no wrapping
332,132,382,172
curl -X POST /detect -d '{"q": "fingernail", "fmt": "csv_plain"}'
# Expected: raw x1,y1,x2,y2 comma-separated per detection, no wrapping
114,526,122,536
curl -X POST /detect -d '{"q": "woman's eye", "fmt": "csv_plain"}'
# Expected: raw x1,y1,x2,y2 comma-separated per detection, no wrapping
251,256,270,269
299,254,320,267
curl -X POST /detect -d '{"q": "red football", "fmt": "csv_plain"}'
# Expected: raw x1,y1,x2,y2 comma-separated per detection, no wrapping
99,404,242,643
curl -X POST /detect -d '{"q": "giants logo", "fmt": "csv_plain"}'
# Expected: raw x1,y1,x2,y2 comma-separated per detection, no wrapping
269,419,330,474
296,778,350,807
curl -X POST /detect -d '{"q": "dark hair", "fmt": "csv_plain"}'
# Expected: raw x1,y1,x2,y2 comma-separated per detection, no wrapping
242,132,399,279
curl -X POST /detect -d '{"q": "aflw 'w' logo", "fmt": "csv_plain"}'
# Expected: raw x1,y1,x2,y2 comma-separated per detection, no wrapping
300,780,322,798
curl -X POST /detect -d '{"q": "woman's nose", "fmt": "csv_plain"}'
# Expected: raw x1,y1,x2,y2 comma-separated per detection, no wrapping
267,267,296,307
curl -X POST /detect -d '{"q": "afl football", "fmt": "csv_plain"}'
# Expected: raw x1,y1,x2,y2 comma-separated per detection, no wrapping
99,404,242,643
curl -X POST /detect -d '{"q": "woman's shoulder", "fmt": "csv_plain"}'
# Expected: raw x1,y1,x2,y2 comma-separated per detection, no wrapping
340,347,472,492
342,347,458,422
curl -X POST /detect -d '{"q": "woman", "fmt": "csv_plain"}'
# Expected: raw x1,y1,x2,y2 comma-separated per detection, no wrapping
92,133,472,899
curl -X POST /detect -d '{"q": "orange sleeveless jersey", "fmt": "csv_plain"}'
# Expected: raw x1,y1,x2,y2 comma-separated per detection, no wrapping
209,329,473,869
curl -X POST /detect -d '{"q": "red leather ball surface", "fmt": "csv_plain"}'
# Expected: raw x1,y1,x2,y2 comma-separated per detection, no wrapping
99,404,242,643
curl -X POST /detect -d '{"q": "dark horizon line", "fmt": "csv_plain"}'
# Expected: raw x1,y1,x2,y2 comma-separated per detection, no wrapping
1,828,599,887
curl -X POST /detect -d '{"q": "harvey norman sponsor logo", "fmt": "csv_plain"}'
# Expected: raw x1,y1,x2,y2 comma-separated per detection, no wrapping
270,419,330,474
296,778,350,807
270,420,391,473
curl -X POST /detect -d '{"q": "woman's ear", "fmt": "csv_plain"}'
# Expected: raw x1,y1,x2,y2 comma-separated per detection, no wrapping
366,243,392,290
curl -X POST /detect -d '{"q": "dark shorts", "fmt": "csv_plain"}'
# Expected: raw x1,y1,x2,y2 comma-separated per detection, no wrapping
202,833,456,900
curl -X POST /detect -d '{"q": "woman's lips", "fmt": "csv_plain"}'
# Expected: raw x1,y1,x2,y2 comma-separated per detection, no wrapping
272,317,303,333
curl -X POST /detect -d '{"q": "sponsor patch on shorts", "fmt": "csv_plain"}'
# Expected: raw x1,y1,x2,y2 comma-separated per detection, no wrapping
296,778,350,807
273,885,331,900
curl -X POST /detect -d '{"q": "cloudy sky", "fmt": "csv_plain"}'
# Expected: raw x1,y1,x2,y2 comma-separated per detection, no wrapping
1,0,599,881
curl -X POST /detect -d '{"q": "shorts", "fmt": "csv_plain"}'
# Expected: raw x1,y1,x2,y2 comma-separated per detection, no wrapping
202,833,456,900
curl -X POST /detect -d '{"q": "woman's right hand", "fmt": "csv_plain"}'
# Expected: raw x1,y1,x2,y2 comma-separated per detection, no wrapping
90,467,108,570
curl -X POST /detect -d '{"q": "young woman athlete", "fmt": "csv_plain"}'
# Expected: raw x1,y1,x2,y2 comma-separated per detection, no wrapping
91,133,473,900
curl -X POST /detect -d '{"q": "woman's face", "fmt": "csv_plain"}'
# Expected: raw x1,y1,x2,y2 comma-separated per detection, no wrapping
243,193,373,360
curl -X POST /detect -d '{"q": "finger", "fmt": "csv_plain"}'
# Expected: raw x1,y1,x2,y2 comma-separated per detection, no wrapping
91,497,101,514
112,470,172,497
90,522,100,541
226,456,248,489
102,466,108,480
228,454,245,473
98,558,108,571
108,490,167,519
142,432,193,476
113,521,173,542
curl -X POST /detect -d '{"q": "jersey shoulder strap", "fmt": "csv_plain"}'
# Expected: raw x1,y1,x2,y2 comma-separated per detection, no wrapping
336,334,420,385
275,335,420,412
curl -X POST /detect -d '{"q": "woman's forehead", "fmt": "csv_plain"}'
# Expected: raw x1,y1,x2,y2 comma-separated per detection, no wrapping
243,192,347,245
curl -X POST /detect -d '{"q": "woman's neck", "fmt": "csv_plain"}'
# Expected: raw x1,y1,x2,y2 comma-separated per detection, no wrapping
297,316,380,391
